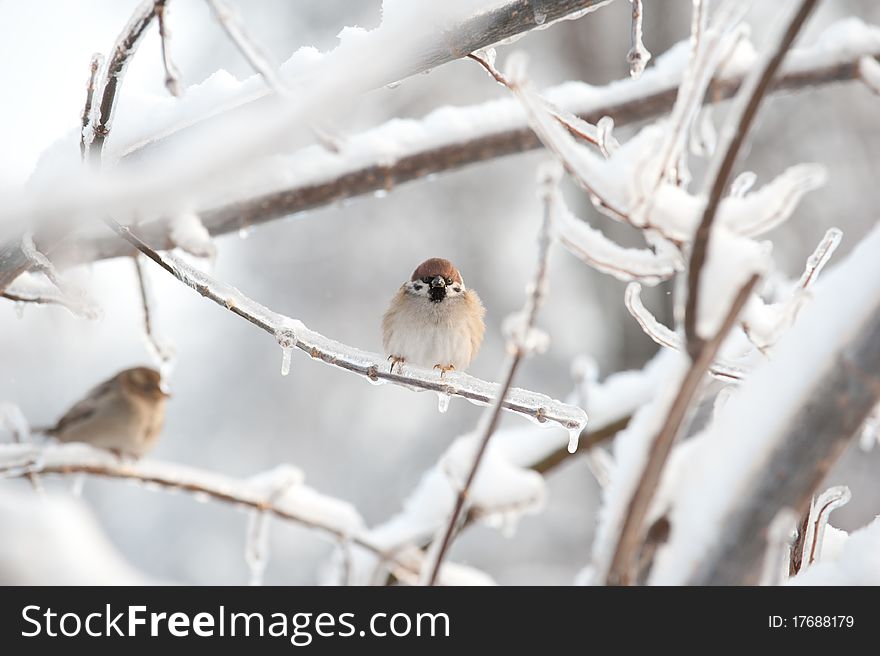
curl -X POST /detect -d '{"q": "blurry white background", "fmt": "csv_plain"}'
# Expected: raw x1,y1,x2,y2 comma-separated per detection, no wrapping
1,0,878,584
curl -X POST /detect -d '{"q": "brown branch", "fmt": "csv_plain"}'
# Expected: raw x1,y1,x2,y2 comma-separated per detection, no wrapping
80,54,103,161
606,274,758,586
626,0,651,78
156,0,182,97
425,168,558,586
684,0,819,357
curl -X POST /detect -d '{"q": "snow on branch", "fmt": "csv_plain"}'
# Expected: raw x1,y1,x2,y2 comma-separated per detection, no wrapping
685,0,820,356
0,443,364,540
650,224,880,585
101,218,587,432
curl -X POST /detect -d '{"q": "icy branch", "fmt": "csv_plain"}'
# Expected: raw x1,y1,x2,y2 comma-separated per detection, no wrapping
80,53,103,161
685,0,820,356
626,0,651,78
91,0,167,163
858,55,880,93
156,0,182,97
0,443,381,554
102,218,586,431
424,164,566,586
205,0,289,95
133,256,175,369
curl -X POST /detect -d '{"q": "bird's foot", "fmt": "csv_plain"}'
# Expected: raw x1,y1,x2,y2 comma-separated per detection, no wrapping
433,364,455,378
388,355,406,374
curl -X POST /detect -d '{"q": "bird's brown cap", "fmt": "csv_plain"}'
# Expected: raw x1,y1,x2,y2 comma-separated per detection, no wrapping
410,258,463,285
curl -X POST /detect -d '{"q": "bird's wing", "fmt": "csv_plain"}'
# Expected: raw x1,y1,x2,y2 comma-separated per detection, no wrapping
50,377,118,435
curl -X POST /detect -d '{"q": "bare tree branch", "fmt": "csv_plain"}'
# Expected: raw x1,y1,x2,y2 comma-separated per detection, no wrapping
424,165,559,586
626,0,651,78
606,274,758,585
685,0,819,357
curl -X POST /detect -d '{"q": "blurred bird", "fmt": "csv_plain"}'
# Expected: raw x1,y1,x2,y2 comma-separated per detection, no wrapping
43,367,169,458
383,258,485,376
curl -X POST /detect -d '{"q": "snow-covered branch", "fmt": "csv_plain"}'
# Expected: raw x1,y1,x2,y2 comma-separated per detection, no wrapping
103,218,587,432
52,18,880,267
650,224,880,585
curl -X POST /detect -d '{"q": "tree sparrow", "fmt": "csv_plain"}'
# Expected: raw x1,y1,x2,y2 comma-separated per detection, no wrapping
382,258,485,375
45,367,169,458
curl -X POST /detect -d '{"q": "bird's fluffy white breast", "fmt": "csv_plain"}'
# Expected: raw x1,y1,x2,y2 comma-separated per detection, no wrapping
383,292,475,370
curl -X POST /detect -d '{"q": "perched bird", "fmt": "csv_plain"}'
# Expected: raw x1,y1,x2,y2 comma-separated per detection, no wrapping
382,258,485,375
44,367,169,458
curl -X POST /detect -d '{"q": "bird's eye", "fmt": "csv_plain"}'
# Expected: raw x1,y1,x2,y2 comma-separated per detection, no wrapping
422,277,431,284
445,278,453,286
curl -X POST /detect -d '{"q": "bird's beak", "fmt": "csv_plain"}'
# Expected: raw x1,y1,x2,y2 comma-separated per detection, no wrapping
431,276,446,288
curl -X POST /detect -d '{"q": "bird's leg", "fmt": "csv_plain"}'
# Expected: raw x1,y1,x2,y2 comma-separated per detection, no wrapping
433,364,455,378
388,355,406,374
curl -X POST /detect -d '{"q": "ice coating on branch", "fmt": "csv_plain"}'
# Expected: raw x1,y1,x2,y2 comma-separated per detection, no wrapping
859,55,880,93
730,171,756,198
553,196,680,285
789,516,880,585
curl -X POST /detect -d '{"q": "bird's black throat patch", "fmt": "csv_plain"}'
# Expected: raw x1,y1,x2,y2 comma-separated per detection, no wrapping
429,287,447,303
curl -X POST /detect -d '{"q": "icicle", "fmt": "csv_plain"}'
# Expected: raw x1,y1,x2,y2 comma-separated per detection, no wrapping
245,510,270,586
859,404,880,451
567,426,582,454
238,226,252,239
437,391,451,414
275,327,296,376
14,302,24,319
70,474,86,497
280,347,292,376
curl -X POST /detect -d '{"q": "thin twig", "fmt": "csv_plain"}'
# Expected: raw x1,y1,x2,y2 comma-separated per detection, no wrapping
205,0,288,95
100,217,585,430
133,255,174,364
685,0,820,357
424,166,560,586
606,274,759,585
91,0,167,165
80,54,104,161
156,0,182,97
626,0,651,78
